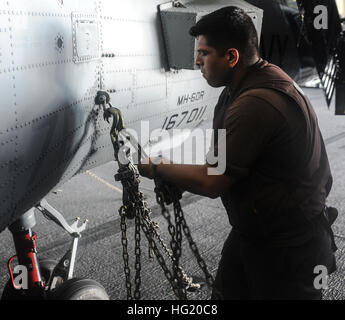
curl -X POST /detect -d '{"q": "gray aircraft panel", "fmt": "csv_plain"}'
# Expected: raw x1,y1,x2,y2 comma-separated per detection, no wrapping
13,116,88,185
57,122,97,179
103,71,133,93
101,0,159,22
10,15,72,65
73,109,115,172
134,83,166,106
14,65,76,125
183,0,260,11
135,69,166,89
130,100,169,129
0,141,16,204
108,89,133,109
0,4,104,230
0,0,8,9
8,0,97,13
0,69,17,214
14,101,92,167
6,115,98,228
166,70,223,107
80,137,114,173
0,73,16,135
0,18,12,70
102,19,160,57
102,54,163,71
19,62,97,107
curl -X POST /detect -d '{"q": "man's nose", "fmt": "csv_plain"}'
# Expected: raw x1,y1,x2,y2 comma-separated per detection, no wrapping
195,54,202,68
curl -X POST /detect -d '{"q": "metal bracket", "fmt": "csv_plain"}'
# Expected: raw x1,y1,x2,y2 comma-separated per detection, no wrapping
37,199,87,236
45,237,80,290
71,12,100,64
173,1,186,8
35,199,88,288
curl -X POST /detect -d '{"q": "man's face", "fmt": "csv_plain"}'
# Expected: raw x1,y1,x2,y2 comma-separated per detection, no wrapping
195,35,233,88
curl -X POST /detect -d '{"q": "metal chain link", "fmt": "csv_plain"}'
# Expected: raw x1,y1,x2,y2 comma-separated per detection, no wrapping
156,190,186,298
173,197,223,299
157,187,215,290
140,207,185,299
139,193,188,299
134,205,141,300
119,206,133,300
119,180,186,299
174,199,215,288
141,201,200,292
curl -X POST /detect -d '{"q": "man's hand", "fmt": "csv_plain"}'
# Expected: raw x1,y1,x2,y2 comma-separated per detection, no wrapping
138,157,172,179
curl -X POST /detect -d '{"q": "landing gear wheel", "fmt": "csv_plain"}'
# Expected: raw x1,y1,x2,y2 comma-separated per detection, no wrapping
1,259,60,300
48,278,109,300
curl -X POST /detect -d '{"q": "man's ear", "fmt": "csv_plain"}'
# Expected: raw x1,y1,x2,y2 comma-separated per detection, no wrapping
226,48,239,68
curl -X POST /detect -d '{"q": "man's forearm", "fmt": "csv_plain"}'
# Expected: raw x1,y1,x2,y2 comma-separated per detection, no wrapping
154,163,232,198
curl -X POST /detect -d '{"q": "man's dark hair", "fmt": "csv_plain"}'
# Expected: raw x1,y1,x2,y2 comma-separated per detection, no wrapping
189,6,259,63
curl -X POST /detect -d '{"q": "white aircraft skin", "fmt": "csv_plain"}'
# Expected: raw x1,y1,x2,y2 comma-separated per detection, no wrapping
0,0,228,232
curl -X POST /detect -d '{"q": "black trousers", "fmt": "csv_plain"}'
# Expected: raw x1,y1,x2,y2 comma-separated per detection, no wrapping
212,220,336,300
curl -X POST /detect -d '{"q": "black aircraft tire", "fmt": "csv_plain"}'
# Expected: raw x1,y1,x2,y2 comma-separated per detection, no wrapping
1,281,28,300
48,278,109,300
1,259,59,300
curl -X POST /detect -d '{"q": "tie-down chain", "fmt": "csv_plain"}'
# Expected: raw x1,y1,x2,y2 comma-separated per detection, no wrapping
95,91,215,300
